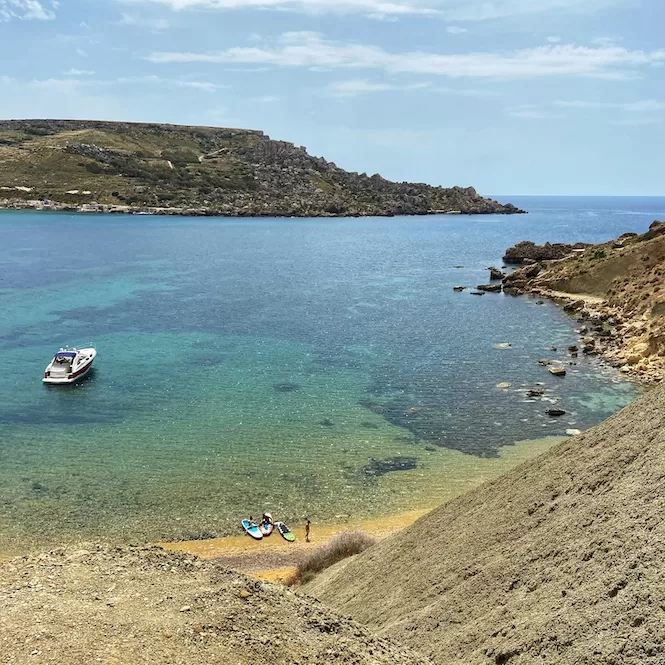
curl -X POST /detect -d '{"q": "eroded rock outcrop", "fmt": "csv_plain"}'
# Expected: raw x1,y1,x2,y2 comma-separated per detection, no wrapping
503,240,590,264
501,222,665,383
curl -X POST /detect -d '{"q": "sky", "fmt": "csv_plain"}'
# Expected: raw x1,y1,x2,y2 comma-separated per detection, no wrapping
0,0,664,195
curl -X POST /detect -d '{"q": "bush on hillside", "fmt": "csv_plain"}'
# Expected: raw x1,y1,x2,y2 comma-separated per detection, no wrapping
289,531,376,585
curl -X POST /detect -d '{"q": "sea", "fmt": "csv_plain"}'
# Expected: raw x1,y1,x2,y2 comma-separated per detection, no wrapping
1,196,663,553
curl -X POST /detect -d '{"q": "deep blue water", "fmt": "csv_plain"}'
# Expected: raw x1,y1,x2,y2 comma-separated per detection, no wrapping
0,196,662,549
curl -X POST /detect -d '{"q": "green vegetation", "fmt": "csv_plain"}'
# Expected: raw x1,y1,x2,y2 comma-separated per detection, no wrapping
0,119,524,217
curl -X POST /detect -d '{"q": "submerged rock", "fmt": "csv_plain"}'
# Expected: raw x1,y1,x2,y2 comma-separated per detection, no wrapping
362,456,418,477
273,382,300,393
476,283,502,293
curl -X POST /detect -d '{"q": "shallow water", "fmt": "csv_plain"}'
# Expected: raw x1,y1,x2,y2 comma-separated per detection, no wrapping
2,196,662,552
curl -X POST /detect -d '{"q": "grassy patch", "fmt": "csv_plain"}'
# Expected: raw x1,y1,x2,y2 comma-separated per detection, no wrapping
288,531,376,585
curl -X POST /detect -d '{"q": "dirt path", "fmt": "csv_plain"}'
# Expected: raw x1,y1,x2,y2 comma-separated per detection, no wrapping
546,290,607,305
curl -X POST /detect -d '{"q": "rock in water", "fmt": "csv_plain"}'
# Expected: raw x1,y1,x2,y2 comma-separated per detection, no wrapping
488,266,506,280
452,286,466,292
546,408,566,416
549,366,566,376
476,284,502,293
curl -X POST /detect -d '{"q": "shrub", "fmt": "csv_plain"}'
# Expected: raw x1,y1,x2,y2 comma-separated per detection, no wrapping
288,531,376,585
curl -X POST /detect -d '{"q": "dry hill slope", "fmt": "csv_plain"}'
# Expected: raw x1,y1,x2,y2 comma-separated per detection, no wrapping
0,544,430,665
0,119,522,217
308,384,665,664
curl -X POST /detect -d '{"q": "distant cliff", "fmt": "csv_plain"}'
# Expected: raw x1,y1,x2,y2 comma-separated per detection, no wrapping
0,119,524,217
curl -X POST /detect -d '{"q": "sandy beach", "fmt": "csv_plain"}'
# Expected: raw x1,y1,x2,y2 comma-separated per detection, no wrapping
160,508,430,583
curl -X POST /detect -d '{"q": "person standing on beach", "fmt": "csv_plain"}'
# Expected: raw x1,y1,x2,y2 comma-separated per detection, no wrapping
305,518,311,542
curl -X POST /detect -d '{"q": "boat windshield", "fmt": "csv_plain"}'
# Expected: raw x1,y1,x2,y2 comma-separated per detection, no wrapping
55,351,76,362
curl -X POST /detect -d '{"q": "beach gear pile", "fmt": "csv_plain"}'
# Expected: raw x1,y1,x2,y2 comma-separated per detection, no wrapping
241,513,296,542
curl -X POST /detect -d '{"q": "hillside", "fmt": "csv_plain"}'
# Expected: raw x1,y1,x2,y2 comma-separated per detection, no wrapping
502,221,665,382
307,383,665,664
0,544,429,665
0,120,522,217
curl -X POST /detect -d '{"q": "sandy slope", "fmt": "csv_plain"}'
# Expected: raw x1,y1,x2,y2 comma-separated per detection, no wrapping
308,385,665,664
0,545,429,665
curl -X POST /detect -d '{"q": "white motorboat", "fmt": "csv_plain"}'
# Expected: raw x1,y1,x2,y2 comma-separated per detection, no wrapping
43,347,96,384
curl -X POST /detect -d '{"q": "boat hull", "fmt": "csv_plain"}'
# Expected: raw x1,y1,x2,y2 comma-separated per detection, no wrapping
43,348,96,384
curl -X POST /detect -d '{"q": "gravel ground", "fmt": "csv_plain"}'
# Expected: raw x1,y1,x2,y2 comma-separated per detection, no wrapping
0,544,430,665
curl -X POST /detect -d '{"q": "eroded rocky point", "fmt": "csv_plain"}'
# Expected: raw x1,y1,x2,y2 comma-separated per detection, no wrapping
502,220,665,383
0,120,525,218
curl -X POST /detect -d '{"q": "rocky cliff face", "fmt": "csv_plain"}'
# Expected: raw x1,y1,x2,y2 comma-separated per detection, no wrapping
502,221,665,383
308,384,665,664
503,241,591,264
0,120,524,217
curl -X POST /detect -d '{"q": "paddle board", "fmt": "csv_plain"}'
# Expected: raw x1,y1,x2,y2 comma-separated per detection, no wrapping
241,519,263,540
276,521,296,542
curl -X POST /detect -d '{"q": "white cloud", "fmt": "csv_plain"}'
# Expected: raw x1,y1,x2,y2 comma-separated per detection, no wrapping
250,94,280,102
508,104,564,119
64,68,96,76
119,12,170,30
115,75,227,92
446,26,467,34
591,36,620,47
326,78,431,97
148,33,665,81
76,48,88,57
128,0,625,20
555,99,665,112
547,36,562,43
0,0,56,21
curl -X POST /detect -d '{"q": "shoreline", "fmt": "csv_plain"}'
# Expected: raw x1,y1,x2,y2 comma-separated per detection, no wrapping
505,286,662,387
0,198,526,218
160,508,431,583
500,223,665,387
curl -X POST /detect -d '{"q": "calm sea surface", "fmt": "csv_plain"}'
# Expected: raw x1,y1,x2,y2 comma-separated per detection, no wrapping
1,196,663,552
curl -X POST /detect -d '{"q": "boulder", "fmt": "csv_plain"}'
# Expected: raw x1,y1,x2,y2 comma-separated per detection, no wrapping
476,284,502,293
548,366,566,377
563,300,586,313
546,408,566,416
488,266,506,281
453,286,466,292
527,388,545,397
503,240,591,264
470,291,485,296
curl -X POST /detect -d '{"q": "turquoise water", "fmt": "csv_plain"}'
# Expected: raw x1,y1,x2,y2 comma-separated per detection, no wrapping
2,196,662,552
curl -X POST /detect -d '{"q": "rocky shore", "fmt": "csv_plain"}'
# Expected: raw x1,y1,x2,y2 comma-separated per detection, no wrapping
502,221,665,384
0,120,525,218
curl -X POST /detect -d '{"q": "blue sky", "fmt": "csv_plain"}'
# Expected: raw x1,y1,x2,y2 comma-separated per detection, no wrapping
0,0,664,195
